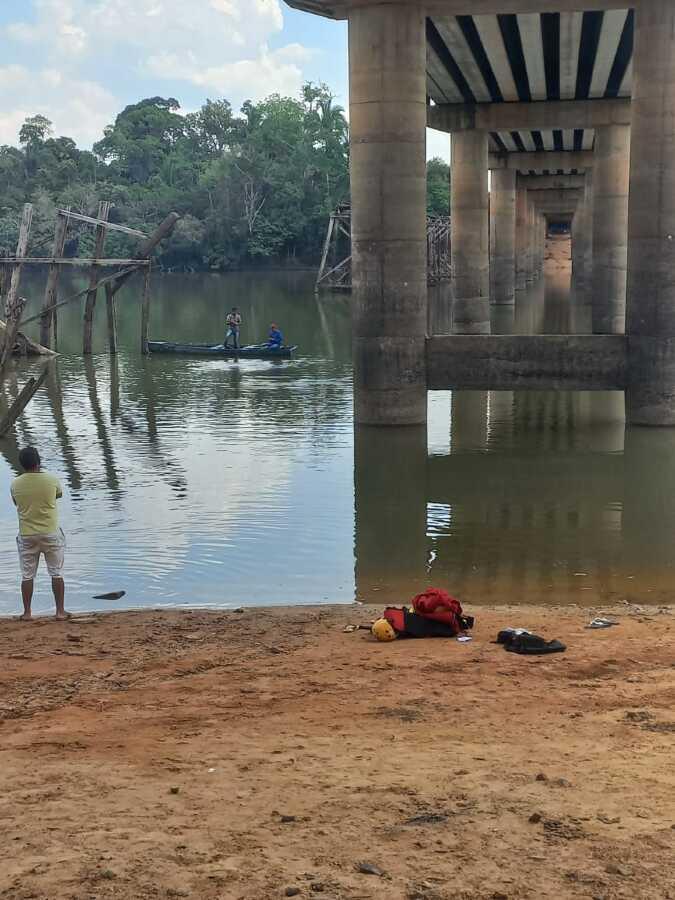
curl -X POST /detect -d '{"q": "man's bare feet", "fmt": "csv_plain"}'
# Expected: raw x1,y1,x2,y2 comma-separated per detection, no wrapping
18,613,33,622
55,611,70,621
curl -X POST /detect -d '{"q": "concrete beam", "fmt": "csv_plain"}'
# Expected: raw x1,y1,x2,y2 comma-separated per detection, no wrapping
426,335,627,391
489,151,594,171
284,1,625,20
429,99,630,134
528,189,581,203
519,175,585,190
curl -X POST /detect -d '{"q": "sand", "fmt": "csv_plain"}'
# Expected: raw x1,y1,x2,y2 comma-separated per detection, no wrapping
1,602,674,900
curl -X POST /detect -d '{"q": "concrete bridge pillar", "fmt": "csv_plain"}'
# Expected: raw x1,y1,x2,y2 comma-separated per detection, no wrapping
571,210,583,290
572,169,593,302
592,125,630,334
537,214,546,279
528,199,540,283
489,168,516,305
627,0,675,424
451,130,490,333
515,183,529,291
348,4,427,425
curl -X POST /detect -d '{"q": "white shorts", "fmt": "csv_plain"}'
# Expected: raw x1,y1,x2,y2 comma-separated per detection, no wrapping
16,529,65,580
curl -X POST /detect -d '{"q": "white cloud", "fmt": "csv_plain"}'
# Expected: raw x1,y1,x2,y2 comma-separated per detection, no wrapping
145,42,314,102
427,128,450,163
0,65,118,147
2,0,314,145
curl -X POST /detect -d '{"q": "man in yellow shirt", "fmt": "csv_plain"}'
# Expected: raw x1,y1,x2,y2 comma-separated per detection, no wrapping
10,446,67,621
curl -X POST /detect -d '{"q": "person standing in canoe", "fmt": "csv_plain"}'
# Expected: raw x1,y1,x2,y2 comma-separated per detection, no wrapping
224,307,242,349
10,446,67,621
265,323,283,349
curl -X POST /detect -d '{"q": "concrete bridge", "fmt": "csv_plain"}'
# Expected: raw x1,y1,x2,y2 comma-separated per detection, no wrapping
284,1,675,428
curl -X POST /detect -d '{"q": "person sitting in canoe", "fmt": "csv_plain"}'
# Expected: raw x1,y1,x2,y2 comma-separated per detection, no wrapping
264,323,283,349
224,307,242,349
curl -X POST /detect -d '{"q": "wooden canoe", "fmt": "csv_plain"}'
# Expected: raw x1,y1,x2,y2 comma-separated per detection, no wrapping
147,341,296,359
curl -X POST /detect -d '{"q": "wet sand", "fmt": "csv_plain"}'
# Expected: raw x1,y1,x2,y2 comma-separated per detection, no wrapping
1,603,674,899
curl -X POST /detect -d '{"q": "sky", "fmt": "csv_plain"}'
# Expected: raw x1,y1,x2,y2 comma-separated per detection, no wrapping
0,0,449,160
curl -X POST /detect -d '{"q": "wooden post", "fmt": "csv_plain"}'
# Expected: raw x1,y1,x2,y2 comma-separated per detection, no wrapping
40,212,69,348
105,282,118,354
141,266,152,354
0,295,28,383
0,204,33,383
0,203,32,321
0,263,7,313
83,201,111,355
315,213,335,292
0,367,49,437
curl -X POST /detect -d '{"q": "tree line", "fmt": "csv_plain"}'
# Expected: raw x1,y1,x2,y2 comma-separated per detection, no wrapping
0,85,450,272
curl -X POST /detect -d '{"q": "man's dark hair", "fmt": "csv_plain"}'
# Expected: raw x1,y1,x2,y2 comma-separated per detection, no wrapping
19,447,40,471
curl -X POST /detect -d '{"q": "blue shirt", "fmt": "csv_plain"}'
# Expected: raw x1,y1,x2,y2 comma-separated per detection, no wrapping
268,328,283,347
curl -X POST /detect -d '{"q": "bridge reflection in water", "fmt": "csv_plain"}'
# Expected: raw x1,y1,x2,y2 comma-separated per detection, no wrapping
355,386,675,606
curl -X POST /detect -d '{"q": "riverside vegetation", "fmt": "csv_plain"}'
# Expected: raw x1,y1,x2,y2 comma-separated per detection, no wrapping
0,86,450,273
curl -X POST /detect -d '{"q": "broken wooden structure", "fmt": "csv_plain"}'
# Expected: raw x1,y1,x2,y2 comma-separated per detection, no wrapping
0,202,179,437
315,203,451,292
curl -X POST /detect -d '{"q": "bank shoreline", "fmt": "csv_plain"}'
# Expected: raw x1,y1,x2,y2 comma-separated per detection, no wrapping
1,603,673,899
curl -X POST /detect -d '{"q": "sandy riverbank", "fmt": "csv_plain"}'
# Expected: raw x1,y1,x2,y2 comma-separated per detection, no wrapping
1,603,674,900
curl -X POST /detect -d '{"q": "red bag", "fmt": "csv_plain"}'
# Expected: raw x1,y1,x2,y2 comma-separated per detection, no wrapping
411,588,463,632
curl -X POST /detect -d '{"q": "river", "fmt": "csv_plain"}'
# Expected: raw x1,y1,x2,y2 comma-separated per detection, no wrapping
0,261,673,616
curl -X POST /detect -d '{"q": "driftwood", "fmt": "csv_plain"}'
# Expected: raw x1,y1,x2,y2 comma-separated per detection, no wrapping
0,319,57,357
0,367,49,437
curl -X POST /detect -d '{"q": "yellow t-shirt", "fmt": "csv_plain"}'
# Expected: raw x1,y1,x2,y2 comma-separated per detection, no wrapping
11,472,63,536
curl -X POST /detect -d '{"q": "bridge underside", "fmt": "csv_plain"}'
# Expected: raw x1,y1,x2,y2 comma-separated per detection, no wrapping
286,0,675,427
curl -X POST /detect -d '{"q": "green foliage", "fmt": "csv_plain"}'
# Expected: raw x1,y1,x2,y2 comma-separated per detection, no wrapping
3,88,449,269
427,157,450,217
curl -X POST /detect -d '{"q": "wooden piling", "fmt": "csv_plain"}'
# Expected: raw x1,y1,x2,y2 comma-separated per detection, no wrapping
41,213,69,348
105,282,118,354
0,204,33,383
0,367,49,437
83,201,111,355
141,266,152,354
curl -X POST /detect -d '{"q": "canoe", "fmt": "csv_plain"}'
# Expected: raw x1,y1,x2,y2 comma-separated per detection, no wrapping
147,341,297,359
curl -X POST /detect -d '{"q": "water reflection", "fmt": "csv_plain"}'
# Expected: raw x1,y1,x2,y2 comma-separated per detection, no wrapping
0,263,672,615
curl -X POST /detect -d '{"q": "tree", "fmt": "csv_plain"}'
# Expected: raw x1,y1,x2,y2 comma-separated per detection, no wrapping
94,97,186,183
19,115,53,148
427,157,450,216
3,85,351,270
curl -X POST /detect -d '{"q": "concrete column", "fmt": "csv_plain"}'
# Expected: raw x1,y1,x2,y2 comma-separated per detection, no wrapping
451,130,490,333
626,0,675,424
571,211,583,288
527,200,537,283
582,171,594,300
349,5,427,425
489,168,516,305
592,125,630,334
515,183,529,291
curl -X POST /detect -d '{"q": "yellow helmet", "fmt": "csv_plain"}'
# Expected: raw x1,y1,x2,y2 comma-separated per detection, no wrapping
372,618,397,642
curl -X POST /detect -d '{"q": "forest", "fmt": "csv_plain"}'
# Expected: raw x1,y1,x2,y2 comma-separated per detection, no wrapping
0,85,450,272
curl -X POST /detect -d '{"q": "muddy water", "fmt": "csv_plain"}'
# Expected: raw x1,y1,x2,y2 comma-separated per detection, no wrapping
0,257,672,615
